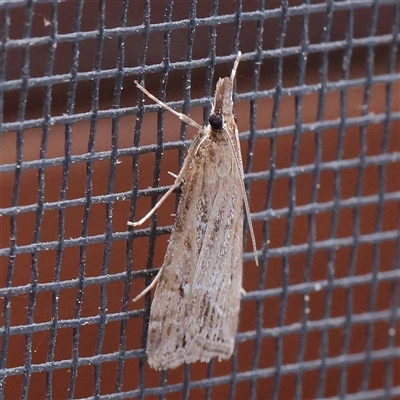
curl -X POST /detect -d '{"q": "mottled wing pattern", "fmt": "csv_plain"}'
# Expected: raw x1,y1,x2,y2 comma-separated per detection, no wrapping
184,145,243,363
146,136,243,370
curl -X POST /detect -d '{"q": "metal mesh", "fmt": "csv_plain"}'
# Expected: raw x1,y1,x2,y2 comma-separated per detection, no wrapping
0,0,399,399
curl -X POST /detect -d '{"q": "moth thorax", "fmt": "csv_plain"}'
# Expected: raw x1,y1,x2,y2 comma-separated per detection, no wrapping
209,112,223,131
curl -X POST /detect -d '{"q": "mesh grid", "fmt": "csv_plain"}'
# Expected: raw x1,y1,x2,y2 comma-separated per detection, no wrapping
0,0,399,399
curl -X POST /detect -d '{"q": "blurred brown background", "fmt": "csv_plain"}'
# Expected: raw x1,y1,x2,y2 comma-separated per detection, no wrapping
0,1,399,399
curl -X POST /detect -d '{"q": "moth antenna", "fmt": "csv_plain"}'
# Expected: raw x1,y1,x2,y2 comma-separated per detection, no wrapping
230,51,242,81
226,132,259,266
226,51,258,265
134,81,203,130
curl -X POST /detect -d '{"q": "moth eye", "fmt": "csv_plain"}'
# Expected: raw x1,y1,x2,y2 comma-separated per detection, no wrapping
209,113,223,130
234,114,237,123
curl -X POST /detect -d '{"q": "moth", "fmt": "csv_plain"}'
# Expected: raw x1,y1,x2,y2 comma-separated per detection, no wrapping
128,52,258,370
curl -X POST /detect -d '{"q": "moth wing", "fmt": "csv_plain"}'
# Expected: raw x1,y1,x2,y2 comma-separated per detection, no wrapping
146,138,244,369
146,136,216,370
184,149,243,362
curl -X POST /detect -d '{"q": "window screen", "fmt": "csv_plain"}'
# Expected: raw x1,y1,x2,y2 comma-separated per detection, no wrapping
0,0,399,399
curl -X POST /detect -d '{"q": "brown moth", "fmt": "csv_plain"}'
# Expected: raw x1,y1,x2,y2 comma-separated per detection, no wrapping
128,52,258,370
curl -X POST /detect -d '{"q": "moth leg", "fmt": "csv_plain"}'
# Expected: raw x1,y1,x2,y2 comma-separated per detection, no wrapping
240,288,247,296
194,134,208,155
127,173,184,227
132,267,163,302
167,171,178,179
134,80,202,130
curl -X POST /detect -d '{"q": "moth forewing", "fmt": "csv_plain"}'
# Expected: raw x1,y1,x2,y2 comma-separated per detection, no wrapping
128,52,258,369
146,142,244,369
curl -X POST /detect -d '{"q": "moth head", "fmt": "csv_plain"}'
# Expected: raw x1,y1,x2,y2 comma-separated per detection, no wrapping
209,112,224,130
213,77,234,115
210,76,236,132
